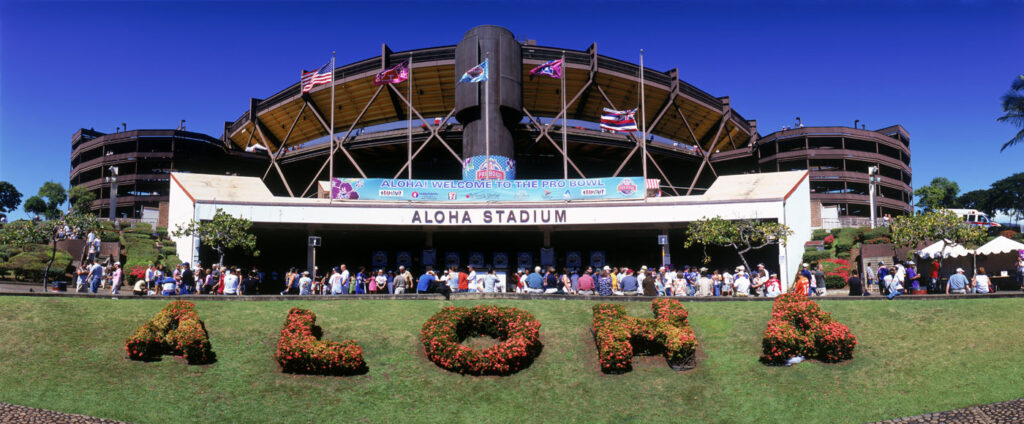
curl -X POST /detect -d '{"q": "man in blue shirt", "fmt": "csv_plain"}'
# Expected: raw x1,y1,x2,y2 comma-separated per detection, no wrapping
905,262,920,291
87,259,104,294
616,268,639,295
946,268,969,295
417,270,435,294
525,266,544,294
876,262,889,295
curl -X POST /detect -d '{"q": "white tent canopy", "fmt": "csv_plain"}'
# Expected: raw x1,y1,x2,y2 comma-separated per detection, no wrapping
974,236,1024,256
916,239,973,259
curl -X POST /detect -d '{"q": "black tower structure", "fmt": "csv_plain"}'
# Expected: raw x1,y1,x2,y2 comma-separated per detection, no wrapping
454,25,523,180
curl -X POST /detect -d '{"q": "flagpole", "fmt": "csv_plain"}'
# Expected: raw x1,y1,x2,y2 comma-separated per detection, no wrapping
408,54,413,179
639,49,647,185
329,52,336,201
484,53,490,179
561,52,568,181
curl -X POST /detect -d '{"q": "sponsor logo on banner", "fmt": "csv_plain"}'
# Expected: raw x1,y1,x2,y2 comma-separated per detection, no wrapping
581,188,606,196
372,251,388,268
448,192,457,200
617,178,638,196
379,190,403,197
411,192,419,199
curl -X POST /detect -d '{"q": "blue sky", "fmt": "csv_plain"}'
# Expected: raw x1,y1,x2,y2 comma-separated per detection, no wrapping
1,1,1022,219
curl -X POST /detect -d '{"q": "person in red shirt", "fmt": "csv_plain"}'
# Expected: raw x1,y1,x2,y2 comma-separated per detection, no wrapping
930,260,941,293
457,268,469,292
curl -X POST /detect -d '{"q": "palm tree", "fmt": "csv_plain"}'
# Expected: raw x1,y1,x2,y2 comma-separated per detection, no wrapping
998,74,1024,152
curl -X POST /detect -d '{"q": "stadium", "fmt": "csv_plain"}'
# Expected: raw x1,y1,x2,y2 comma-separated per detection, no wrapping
81,25,911,282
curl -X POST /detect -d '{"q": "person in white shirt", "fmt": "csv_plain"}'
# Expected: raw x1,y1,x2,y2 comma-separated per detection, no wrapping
467,266,478,290
972,267,991,294
339,265,350,294
299,271,313,295
329,267,344,295
223,269,240,295
110,263,123,295
733,268,751,297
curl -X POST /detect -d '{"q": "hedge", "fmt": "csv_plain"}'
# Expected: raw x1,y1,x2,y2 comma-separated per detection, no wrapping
421,305,543,376
160,246,177,256
812,229,829,241
592,299,698,373
801,250,834,264
99,230,120,243
0,247,73,281
125,300,215,364
824,275,847,289
760,293,856,365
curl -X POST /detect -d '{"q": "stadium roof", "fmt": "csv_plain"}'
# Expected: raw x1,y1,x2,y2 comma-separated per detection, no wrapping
226,44,757,155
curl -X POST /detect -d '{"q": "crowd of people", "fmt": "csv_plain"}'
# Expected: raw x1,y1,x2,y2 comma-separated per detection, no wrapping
66,254,1023,299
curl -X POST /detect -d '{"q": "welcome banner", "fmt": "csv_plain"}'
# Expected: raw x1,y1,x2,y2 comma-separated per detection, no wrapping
331,177,645,202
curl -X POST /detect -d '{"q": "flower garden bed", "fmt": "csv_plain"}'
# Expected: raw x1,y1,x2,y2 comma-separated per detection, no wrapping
592,298,698,374
420,305,542,376
760,293,857,365
124,300,215,364
275,308,367,376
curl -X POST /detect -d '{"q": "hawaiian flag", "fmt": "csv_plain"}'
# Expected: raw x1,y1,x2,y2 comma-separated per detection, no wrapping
301,61,332,93
458,59,488,83
374,60,409,86
600,107,638,132
529,59,562,80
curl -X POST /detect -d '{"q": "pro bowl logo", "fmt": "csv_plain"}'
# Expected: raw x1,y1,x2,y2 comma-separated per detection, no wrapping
617,178,638,196
476,158,506,180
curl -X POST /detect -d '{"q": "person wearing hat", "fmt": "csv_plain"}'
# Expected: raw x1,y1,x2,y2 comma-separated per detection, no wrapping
732,267,751,297
765,272,782,297
697,267,713,297
946,267,969,295
905,261,920,292
298,271,313,295
876,261,890,295
109,262,123,295
884,266,903,300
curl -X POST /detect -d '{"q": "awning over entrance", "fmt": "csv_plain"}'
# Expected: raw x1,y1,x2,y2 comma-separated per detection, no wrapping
169,171,811,282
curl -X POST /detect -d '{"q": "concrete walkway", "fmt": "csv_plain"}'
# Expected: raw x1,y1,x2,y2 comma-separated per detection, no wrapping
0,402,128,423
871,398,1024,423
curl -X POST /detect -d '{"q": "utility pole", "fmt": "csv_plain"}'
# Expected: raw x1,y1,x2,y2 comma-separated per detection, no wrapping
868,166,879,228
106,166,119,228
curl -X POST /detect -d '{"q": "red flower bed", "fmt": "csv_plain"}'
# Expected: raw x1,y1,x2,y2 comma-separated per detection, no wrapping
592,298,698,373
760,293,856,365
276,308,366,376
420,305,542,376
127,266,146,282
125,300,215,364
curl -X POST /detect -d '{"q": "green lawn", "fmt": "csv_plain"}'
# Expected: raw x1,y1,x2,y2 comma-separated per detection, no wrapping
1,296,1022,423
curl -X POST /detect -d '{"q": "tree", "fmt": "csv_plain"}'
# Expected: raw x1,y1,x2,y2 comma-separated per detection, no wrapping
914,177,959,212
0,181,22,216
172,208,259,266
23,196,47,219
890,209,985,259
989,172,1024,223
998,74,1024,152
68,185,97,215
683,216,792,272
957,189,996,217
36,181,67,220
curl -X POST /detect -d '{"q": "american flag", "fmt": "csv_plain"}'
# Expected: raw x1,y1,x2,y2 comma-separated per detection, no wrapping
301,61,332,93
529,59,562,80
600,107,638,132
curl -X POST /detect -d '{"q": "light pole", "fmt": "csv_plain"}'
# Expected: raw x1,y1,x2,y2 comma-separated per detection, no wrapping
106,166,119,228
868,165,879,228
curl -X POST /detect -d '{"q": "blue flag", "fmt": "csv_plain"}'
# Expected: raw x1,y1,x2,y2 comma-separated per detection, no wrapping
458,59,488,83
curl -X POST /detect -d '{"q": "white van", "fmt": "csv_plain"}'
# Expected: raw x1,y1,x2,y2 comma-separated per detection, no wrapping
947,208,1000,228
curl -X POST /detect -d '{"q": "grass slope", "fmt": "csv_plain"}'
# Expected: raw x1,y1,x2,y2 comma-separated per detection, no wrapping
0,297,1022,423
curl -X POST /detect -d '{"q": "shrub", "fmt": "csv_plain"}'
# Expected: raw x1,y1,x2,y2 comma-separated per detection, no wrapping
276,308,366,376
999,229,1017,239
156,226,168,239
859,226,891,242
802,250,834,264
592,299,698,373
99,220,115,230
99,230,120,242
863,237,891,245
812,229,829,241
160,246,177,256
421,305,542,376
125,300,215,364
823,235,835,246
760,293,856,365
161,254,182,267
829,228,842,236
836,251,851,260
824,275,846,289
819,258,851,289
1,248,73,281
